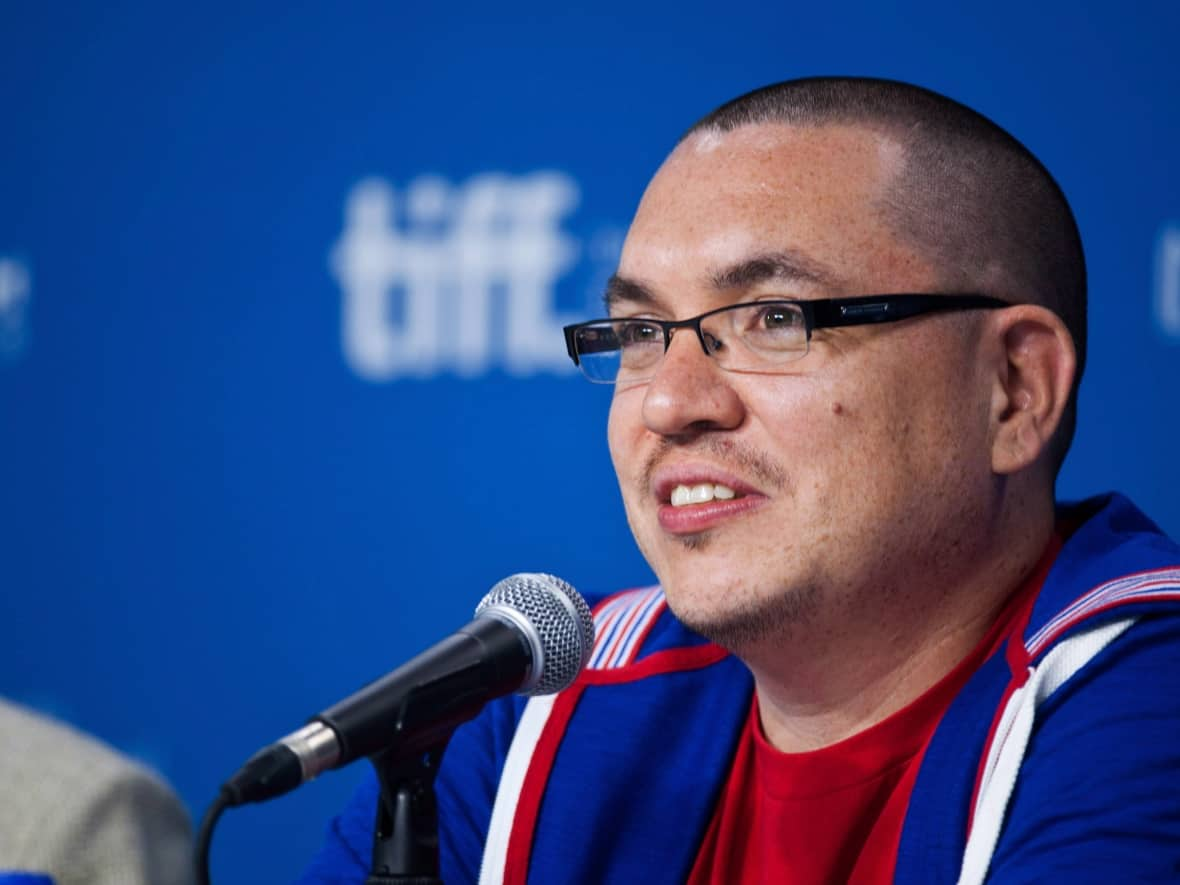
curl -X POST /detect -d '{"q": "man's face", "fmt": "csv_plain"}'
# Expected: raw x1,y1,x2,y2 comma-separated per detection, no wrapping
607,124,1000,651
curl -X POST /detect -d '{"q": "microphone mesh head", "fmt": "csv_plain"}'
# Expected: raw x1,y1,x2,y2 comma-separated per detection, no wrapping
475,573,595,696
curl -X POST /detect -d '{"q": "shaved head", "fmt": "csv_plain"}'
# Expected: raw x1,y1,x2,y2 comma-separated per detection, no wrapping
682,77,1086,470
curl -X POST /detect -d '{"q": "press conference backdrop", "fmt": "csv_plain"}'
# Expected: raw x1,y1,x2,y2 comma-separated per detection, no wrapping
1,3,1177,882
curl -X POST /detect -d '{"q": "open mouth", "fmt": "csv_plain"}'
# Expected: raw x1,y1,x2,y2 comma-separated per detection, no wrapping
651,468,766,534
656,481,764,538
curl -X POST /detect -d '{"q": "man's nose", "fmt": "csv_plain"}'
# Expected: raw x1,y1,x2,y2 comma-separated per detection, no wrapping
640,328,745,438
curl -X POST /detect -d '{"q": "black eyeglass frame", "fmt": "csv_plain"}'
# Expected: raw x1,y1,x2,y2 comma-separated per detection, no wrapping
563,293,1011,379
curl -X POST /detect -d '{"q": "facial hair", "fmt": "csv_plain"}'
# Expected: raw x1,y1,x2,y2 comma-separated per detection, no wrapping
671,576,821,650
637,434,807,647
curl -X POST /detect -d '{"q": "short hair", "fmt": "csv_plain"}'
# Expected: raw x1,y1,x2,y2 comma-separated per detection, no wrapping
682,77,1086,473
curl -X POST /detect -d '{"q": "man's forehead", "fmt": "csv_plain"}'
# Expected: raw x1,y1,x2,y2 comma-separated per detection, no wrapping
615,121,936,309
628,123,907,243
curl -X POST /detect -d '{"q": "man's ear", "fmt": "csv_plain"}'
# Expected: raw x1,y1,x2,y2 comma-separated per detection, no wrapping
988,305,1077,476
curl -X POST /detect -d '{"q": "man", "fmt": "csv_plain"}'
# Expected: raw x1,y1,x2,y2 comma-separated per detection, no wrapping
301,78,1180,883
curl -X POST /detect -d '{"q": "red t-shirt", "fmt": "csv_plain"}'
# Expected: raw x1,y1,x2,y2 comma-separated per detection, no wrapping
687,542,1059,885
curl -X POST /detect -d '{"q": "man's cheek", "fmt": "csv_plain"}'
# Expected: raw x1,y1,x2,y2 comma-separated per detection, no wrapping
607,406,640,481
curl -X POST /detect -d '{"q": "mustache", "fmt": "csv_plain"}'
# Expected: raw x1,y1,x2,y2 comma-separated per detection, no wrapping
640,436,789,493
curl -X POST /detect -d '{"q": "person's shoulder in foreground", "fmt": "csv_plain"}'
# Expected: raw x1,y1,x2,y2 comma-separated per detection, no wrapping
300,76,1180,884
0,698,193,885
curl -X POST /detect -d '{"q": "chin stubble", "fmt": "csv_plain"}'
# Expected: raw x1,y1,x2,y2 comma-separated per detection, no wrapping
671,580,821,650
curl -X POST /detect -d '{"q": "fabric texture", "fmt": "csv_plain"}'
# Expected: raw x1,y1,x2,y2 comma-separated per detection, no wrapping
298,493,1180,884
0,700,193,885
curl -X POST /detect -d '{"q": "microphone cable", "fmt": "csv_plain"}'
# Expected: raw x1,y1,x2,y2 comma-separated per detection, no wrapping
195,788,230,885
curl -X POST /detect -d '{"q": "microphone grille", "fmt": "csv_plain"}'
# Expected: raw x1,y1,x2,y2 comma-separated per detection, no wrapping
476,573,595,696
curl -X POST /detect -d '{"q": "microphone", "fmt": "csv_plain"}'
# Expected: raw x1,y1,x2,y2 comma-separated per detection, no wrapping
219,573,594,807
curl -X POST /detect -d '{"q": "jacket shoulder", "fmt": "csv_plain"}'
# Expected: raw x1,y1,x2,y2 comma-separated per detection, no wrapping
1025,493,1180,659
582,585,724,677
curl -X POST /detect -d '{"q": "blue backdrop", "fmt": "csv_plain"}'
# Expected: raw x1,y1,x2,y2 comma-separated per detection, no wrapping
2,2,1178,882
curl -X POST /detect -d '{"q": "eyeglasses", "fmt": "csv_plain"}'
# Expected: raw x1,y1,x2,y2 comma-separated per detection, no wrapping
563,293,1009,384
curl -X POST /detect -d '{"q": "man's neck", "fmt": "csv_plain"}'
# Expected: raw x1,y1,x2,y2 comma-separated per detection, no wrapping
744,517,1056,754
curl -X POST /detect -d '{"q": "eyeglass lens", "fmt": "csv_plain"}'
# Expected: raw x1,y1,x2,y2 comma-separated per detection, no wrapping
575,302,810,383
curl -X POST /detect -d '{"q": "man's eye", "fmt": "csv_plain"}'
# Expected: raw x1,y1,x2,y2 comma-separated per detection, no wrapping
618,322,663,345
760,307,796,329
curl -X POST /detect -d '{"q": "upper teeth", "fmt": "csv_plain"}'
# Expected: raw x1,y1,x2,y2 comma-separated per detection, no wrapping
670,483,737,506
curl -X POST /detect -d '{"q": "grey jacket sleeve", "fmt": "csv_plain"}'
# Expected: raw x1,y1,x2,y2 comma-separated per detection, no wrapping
0,700,192,885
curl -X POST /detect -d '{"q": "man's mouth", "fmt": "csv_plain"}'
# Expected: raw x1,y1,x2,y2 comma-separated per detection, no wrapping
651,471,766,535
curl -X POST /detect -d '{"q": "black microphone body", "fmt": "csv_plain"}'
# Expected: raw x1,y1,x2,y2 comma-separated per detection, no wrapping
220,573,593,807
320,613,530,765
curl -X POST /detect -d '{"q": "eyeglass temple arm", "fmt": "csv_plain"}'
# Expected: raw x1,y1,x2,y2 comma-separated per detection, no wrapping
808,294,1006,330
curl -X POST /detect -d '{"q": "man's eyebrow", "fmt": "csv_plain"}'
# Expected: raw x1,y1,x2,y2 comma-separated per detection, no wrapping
602,250,840,313
603,274,666,312
710,251,840,291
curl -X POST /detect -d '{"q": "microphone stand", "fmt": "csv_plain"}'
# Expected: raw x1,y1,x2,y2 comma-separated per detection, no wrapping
349,619,536,884
359,658,494,885
366,741,449,885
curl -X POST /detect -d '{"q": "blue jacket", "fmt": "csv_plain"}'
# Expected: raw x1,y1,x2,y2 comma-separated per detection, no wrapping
300,494,1180,883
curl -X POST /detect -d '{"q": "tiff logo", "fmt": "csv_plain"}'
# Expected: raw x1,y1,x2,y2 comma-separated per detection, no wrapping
331,172,590,380
0,256,31,360
1156,225,1180,339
